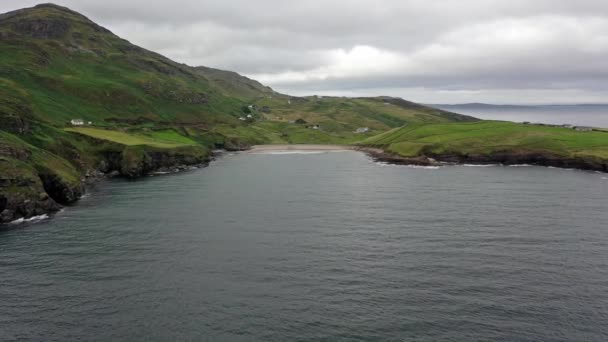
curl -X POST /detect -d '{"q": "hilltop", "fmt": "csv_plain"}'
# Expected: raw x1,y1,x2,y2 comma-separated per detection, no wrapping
0,3,475,223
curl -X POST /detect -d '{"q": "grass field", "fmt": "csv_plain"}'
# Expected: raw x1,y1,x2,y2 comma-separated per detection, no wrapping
362,121,608,160
65,127,196,148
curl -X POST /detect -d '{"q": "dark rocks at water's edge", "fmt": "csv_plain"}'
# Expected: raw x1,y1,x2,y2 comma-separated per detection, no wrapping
0,148,212,225
360,147,608,173
432,151,608,173
357,147,441,167
0,184,61,224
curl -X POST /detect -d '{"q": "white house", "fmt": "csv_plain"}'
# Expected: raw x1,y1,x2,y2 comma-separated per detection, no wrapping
70,119,84,126
355,127,369,133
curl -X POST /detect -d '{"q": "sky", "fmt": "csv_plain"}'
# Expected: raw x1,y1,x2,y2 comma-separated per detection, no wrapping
2,1,608,104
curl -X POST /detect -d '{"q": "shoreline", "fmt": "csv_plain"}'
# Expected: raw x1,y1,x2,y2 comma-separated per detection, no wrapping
358,146,608,173
248,144,354,153
3,144,606,226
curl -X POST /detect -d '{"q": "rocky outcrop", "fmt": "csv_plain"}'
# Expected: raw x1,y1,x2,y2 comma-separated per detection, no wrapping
358,147,440,167
0,143,211,224
361,146,608,173
0,114,31,134
117,146,209,178
429,150,608,173
223,139,251,152
9,17,69,39
0,97,33,135
140,81,208,104
38,171,84,204
0,166,62,223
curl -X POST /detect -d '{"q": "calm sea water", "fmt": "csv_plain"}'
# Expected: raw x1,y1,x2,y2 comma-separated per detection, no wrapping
1,151,608,341
433,104,608,127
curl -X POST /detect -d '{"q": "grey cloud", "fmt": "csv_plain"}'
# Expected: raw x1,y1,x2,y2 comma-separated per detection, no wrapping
1,0,608,103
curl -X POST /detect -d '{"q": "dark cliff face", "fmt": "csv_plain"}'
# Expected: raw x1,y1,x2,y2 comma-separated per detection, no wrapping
429,150,608,173
38,172,84,204
118,146,210,178
0,170,62,223
0,144,210,224
365,147,608,173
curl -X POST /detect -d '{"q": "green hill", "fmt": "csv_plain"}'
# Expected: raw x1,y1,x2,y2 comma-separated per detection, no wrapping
361,121,608,171
0,3,476,223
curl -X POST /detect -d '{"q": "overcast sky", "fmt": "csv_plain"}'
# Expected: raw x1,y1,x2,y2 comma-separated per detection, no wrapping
3,1,608,104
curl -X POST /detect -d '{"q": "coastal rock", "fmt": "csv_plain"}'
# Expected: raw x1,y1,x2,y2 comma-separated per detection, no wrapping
38,172,84,204
359,147,440,167
0,172,62,224
224,139,251,151
118,146,209,178
361,146,608,173
430,150,608,173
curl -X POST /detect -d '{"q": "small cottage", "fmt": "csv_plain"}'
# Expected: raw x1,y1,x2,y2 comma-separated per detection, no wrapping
70,119,84,126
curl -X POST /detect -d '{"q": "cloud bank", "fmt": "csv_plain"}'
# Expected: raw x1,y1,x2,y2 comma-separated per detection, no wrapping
2,0,608,104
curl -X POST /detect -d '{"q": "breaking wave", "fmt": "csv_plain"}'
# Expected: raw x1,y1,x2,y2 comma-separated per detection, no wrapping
10,214,50,225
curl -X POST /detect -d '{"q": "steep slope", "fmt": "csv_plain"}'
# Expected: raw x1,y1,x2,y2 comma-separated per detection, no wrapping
194,66,277,99
0,3,476,223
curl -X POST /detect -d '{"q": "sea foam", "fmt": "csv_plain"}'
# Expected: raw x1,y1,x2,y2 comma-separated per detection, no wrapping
10,214,50,225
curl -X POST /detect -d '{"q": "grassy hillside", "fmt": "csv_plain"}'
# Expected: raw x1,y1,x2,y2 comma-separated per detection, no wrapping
0,4,473,142
0,3,477,223
194,66,276,100
362,121,608,170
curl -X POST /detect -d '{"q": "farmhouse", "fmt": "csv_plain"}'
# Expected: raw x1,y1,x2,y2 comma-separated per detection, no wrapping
70,119,84,126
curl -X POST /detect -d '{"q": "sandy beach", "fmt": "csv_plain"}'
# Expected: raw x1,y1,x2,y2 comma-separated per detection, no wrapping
248,144,354,153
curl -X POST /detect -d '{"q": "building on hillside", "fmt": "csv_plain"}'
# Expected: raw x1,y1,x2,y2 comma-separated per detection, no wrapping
355,127,369,133
575,126,593,132
70,119,84,126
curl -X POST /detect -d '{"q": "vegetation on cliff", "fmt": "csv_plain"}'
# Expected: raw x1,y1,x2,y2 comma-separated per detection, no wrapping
361,121,608,171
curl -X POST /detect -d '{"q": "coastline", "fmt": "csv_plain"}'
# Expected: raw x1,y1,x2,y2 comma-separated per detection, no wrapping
0,149,216,226
358,146,608,173
248,144,354,152
3,143,606,226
